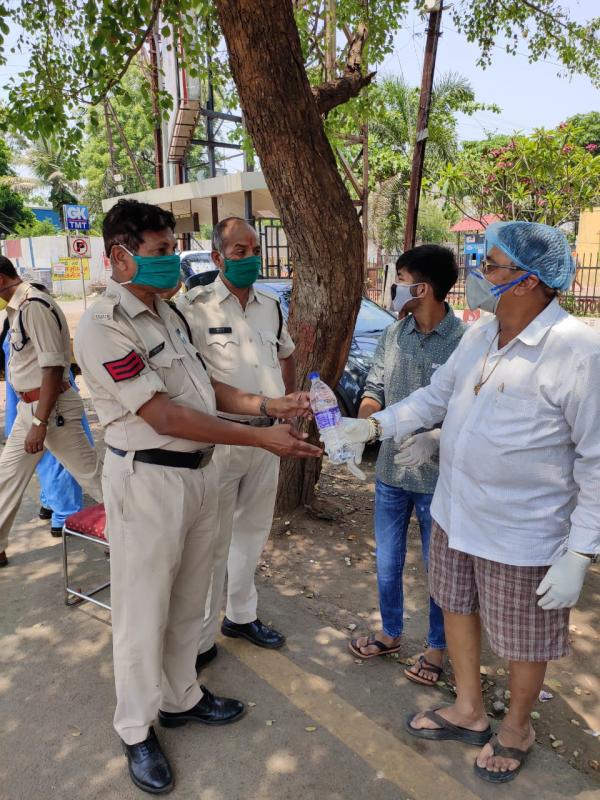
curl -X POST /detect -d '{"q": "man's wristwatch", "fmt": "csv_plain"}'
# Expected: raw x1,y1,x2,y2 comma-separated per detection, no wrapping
259,397,272,418
32,415,48,427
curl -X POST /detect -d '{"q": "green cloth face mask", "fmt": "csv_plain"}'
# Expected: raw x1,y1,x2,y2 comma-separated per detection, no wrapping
223,255,262,288
118,245,181,290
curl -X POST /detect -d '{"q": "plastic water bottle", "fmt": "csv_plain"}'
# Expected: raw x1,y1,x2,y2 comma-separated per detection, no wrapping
309,372,353,464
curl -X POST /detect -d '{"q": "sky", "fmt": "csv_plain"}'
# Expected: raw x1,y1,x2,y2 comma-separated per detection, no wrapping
382,0,599,141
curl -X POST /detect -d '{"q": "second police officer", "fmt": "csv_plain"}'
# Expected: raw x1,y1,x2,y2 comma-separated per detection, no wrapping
179,216,296,665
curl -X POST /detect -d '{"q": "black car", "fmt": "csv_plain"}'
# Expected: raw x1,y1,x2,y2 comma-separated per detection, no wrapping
259,279,395,416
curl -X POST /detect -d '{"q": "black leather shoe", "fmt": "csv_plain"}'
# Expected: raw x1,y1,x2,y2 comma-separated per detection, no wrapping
122,726,173,795
221,617,286,649
158,685,245,728
195,644,218,672
39,506,53,520
0,550,8,568
50,527,63,538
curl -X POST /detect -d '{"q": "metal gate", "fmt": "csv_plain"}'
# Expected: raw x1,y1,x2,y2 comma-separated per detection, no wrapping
256,218,291,278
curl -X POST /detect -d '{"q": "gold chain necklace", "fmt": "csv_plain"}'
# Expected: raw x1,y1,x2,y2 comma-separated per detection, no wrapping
474,332,504,396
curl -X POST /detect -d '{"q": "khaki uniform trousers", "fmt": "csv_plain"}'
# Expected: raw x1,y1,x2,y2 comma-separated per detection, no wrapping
198,443,279,653
103,449,220,745
0,389,103,552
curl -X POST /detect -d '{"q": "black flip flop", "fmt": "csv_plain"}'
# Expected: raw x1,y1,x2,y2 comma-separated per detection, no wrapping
474,734,533,783
348,635,402,660
405,708,492,746
405,654,444,687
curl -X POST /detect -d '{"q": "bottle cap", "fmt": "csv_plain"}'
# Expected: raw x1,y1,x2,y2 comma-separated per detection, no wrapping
308,371,320,380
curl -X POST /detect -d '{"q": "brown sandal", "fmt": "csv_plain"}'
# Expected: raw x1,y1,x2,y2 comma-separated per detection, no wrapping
348,634,402,660
404,654,444,686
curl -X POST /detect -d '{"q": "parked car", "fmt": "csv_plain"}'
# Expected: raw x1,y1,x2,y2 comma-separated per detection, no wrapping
179,250,216,290
259,279,395,416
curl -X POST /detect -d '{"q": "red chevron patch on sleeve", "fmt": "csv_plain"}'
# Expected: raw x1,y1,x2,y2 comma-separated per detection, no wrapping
103,350,145,382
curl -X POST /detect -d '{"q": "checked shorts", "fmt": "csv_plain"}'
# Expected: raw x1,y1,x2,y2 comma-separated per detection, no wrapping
429,522,570,662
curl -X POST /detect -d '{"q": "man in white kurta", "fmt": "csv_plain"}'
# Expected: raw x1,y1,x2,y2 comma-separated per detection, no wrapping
340,222,600,785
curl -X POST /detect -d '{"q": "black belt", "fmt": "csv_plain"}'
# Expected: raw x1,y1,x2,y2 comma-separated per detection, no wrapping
108,445,214,469
218,416,275,427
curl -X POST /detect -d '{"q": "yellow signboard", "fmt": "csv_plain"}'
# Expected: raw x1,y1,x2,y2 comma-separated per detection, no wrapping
53,257,90,281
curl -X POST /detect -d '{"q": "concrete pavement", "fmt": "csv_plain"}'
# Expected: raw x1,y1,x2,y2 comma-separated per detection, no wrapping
1,488,598,800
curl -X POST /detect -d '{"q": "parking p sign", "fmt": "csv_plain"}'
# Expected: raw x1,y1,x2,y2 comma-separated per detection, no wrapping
68,235,91,258
63,204,90,231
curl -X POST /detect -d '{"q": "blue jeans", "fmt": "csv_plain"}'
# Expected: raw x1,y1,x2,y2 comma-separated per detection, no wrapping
374,479,446,649
3,336,93,528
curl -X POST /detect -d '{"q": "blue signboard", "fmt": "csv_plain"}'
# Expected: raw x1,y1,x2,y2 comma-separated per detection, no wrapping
464,233,485,255
63,204,90,231
31,207,61,229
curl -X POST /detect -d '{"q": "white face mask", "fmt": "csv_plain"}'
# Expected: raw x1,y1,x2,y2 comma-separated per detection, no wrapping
392,282,423,313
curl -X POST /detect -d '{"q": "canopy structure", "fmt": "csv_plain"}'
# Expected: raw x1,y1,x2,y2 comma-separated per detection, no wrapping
101,171,278,232
449,214,501,233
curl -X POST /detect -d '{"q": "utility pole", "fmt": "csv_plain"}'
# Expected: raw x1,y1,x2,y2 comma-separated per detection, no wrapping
148,27,164,188
403,0,443,251
106,101,149,189
103,100,118,179
205,52,219,225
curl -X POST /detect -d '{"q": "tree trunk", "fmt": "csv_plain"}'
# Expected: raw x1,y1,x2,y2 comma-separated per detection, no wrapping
215,0,364,512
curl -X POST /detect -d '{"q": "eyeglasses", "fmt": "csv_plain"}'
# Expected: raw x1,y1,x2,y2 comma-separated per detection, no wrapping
480,259,523,275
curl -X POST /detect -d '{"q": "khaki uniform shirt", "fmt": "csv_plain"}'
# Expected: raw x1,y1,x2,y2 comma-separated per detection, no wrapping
74,278,216,452
178,275,295,421
6,282,71,392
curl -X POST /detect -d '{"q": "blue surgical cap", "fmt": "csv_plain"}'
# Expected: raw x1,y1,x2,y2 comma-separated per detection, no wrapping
485,221,575,292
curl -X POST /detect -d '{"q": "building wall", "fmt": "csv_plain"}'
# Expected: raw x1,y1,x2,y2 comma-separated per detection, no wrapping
0,235,108,296
576,207,600,264
30,207,62,228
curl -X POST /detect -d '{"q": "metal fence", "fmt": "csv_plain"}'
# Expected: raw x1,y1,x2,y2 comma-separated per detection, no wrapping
448,253,600,315
365,252,600,316
253,235,600,317
365,260,389,304
256,218,291,278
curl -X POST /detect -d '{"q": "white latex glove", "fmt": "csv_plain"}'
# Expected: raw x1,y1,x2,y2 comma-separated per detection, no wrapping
536,550,591,609
337,419,370,481
338,417,373,444
346,441,366,481
394,429,441,467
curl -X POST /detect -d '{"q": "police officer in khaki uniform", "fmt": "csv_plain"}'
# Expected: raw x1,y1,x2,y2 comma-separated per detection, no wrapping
75,200,319,795
179,217,297,664
0,256,103,567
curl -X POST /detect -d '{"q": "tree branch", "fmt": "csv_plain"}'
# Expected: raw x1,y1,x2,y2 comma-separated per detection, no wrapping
79,0,163,103
497,0,564,46
518,0,571,32
312,71,376,115
344,21,368,76
311,19,374,115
